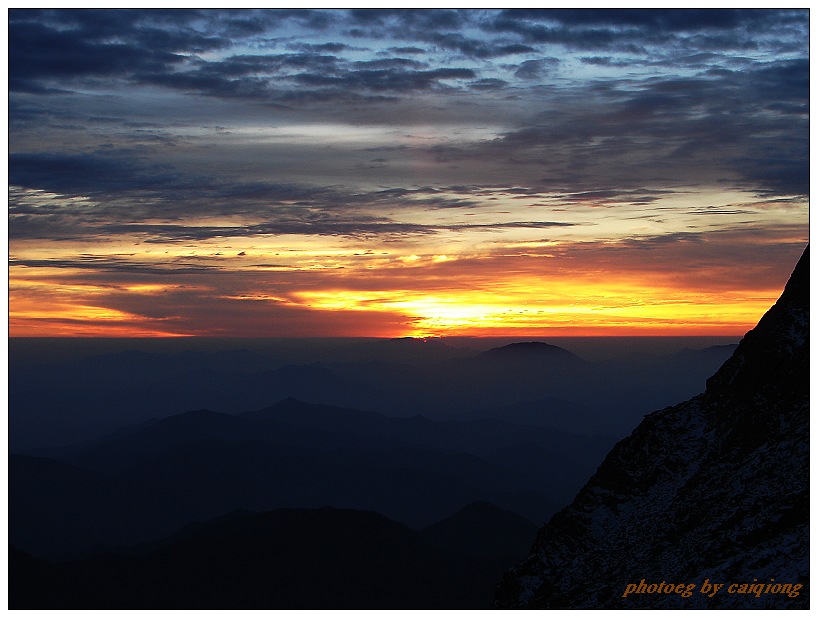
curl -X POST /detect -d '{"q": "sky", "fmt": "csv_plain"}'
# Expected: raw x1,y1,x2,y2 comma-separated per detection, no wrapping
7,8,810,338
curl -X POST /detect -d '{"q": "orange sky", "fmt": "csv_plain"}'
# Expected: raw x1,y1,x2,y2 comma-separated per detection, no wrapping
9,216,806,338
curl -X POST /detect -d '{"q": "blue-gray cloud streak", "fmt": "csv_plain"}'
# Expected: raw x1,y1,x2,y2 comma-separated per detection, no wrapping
9,9,808,247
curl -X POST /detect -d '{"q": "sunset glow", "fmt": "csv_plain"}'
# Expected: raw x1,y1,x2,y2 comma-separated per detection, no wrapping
8,9,808,337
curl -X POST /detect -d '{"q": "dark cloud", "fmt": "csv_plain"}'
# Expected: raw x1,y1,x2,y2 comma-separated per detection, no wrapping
483,15,642,52
133,51,341,102
514,58,559,80
9,162,581,244
190,53,340,77
469,78,508,91
416,53,808,197
733,148,809,197
8,21,186,92
9,152,180,196
749,58,809,102
123,218,574,244
484,9,807,54
8,9,238,88
139,71,268,101
288,42,350,53
9,255,220,275
499,9,775,31
292,67,476,92
7,9,348,94
448,221,574,232
425,32,531,59
556,189,669,205
342,10,534,59
491,8,804,35
273,89,398,107
9,149,381,228
347,8,465,31
121,45,472,103
388,46,426,55
352,58,426,71
580,56,629,67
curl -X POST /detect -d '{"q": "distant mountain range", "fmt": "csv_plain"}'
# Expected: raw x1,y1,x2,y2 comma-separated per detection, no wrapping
496,246,809,609
10,335,737,452
10,394,617,560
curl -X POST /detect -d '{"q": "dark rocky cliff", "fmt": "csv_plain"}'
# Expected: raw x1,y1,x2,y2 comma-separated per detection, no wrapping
496,246,809,609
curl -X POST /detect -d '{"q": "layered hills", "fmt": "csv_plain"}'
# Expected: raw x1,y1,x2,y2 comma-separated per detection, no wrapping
10,395,615,560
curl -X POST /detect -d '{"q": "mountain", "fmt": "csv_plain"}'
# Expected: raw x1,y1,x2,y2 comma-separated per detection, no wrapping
8,455,131,560
421,501,539,575
496,246,809,609
476,341,581,362
18,396,607,558
9,507,500,609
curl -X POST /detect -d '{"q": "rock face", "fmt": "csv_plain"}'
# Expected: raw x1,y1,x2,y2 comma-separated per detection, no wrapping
496,246,809,609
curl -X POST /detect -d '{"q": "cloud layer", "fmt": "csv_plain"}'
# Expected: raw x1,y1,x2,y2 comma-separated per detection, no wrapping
8,9,809,336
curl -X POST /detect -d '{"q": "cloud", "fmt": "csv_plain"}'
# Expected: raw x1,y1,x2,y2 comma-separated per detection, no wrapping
387,46,426,55
501,8,770,31
9,152,179,196
417,55,808,197
555,189,669,205
514,58,559,80
580,56,633,67
8,10,241,93
126,46,475,105
9,255,220,275
468,78,508,91
8,9,809,338
487,9,806,43
348,8,465,31
292,67,476,92
8,21,183,92
287,41,350,54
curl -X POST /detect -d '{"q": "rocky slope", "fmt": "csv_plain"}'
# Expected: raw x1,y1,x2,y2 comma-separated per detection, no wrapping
496,246,809,609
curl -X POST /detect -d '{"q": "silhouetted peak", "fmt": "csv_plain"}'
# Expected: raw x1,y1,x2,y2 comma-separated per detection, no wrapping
132,408,245,441
422,501,539,574
181,408,220,416
166,408,232,423
706,245,808,397
479,341,579,361
242,397,323,418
